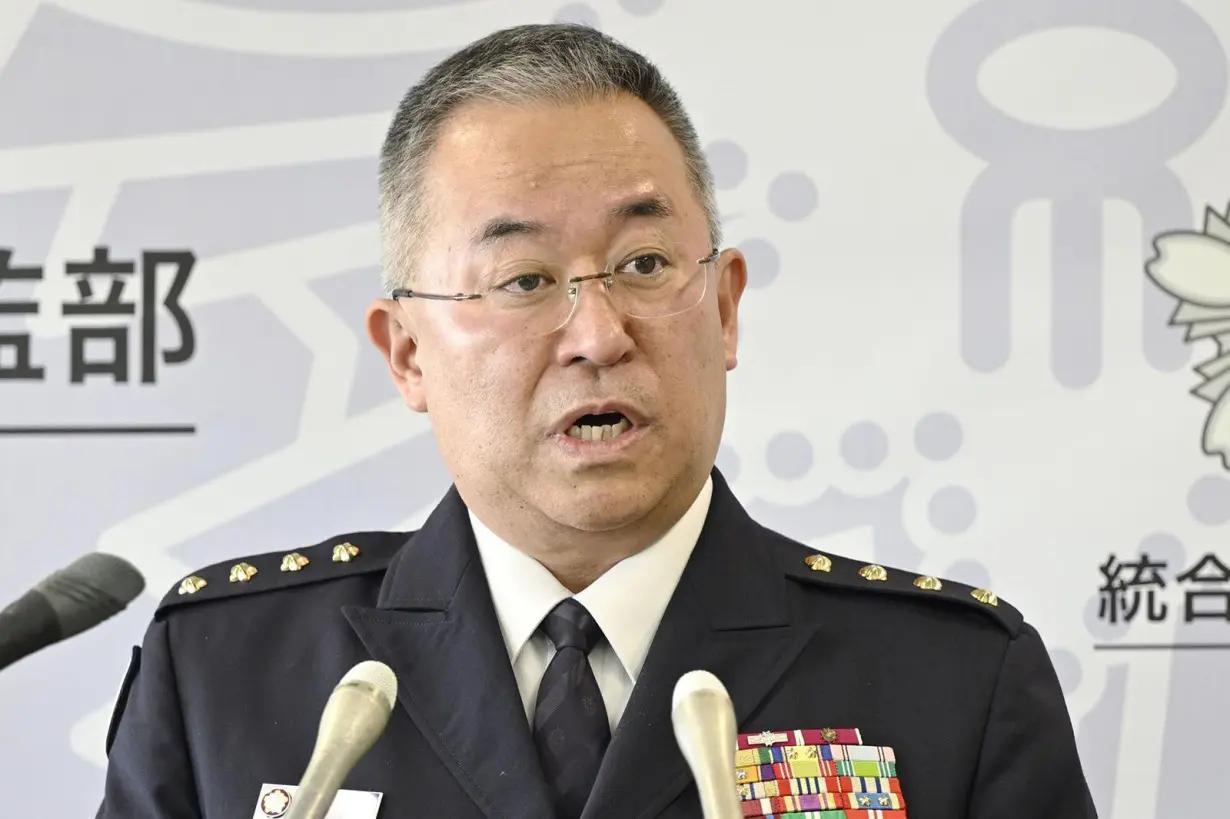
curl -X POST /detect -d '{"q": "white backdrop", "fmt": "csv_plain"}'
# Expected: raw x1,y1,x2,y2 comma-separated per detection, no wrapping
2,1,1229,816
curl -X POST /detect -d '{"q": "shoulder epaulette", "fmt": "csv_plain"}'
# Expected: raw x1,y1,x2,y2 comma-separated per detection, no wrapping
155,530,410,619
782,545,1024,638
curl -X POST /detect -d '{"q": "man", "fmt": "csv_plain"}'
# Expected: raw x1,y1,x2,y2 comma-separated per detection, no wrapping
97,23,1096,819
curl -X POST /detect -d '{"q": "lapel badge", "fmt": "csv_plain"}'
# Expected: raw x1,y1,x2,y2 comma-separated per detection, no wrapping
259,787,292,817
746,730,789,747
737,728,861,750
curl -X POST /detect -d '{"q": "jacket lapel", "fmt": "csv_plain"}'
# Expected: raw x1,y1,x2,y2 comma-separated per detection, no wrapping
342,488,553,819
582,470,818,819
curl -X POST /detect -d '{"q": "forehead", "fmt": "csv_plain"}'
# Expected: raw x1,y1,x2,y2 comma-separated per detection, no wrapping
420,94,702,245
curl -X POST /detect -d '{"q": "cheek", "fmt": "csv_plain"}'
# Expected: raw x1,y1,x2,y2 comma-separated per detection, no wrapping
687,318,730,407
646,316,725,403
681,307,728,372
422,328,542,423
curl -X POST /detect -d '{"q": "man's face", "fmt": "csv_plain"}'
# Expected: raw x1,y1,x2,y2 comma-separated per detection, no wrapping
368,93,746,535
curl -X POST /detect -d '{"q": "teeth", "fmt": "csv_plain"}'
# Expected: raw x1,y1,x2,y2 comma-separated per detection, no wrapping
567,417,632,441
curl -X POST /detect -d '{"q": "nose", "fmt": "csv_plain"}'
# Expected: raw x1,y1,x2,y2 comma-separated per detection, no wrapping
553,275,635,367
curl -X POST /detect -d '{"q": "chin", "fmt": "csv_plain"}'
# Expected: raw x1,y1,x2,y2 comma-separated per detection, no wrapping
543,473,661,532
555,506,651,533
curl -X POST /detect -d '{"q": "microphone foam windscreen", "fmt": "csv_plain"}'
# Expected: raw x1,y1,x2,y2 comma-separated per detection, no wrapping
67,553,146,600
340,660,398,711
672,669,728,709
38,553,146,638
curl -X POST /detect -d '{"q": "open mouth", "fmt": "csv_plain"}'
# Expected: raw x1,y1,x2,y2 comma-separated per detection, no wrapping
566,411,633,442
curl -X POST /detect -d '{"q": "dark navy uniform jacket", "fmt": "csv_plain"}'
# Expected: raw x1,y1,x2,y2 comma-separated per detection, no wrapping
96,469,1097,818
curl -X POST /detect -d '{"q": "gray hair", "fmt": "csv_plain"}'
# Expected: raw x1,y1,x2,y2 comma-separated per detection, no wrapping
377,23,720,293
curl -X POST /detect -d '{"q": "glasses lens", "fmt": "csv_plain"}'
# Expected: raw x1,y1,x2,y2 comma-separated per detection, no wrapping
614,255,710,320
458,250,715,337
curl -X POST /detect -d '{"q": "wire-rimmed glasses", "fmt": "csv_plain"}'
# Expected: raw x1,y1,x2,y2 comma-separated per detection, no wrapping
390,246,721,336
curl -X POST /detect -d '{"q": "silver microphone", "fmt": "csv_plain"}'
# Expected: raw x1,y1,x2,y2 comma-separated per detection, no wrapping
283,660,398,819
671,670,742,819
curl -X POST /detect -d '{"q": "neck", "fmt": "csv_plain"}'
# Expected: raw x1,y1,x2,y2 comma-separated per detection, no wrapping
465,470,708,593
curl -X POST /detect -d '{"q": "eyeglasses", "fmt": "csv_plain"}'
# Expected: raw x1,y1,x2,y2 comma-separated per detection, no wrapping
390,246,721,337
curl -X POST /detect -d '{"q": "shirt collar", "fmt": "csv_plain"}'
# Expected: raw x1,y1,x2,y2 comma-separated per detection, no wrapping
469,475,713,683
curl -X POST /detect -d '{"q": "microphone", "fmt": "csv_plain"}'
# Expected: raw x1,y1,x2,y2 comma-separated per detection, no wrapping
0,552,145,672
671,670,742,819
283,660,399,819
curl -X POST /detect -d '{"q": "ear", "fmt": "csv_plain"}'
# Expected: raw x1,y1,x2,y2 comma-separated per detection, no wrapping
714,249,748,371
366,299,428,412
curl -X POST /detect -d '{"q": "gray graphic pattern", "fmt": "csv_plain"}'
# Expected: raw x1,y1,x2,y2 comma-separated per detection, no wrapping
927,0,1227,388
928,3,1228,813
750,413,981,573
0,3,460,815
555,4,601,28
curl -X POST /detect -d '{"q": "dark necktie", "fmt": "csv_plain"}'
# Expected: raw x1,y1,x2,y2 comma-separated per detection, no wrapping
532,598,611,819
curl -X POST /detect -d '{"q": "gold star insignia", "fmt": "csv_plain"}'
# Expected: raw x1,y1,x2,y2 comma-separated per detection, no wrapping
332,542,360,563
177,576,207,595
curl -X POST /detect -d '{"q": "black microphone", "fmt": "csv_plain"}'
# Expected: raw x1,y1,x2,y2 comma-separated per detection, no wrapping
0,552,145,671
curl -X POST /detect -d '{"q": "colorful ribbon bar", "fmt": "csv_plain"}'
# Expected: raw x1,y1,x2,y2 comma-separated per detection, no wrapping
735,744,897,768
733,728,906,819
740,791,907,816
752,806,910,811
734,759,898,782
737,776,903,800
738,729,864,750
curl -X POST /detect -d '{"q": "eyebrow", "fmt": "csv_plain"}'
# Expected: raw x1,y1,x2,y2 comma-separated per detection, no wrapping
471,217,545,248
610,194,673,222
469,194,675,249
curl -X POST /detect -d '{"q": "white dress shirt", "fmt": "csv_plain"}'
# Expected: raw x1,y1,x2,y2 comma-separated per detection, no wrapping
469,476,713,733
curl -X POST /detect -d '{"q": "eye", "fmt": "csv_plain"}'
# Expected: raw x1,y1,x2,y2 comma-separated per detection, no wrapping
618,253,669,277
497,273,551,294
